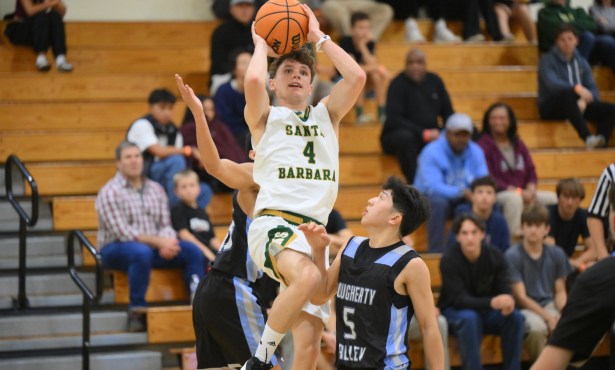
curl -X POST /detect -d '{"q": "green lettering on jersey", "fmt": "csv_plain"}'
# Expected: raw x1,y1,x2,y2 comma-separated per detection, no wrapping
296,167,305,179
305,168,313,179
323,169,331,181
303,141,316,164
285,125,293,136
314,169,322,180
286,167,295,179
278,167,286,179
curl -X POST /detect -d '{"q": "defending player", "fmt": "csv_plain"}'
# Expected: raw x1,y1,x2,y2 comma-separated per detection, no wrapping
303,177,445,370
175,75,277,370
243,4,366,370
530,186,615,370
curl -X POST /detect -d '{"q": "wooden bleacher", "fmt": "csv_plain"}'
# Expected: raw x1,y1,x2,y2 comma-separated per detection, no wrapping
1,18,613,368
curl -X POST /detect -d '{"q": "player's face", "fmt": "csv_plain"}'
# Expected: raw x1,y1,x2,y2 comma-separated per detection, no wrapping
471,185,496,213
557,192,581,219
270,60,312,101
556,31,578,57
361,190,396,227
521,222,550,244
488,107,510,137
175,176,201,204
117,146,143,179
150,102,175,125
456,220,484,257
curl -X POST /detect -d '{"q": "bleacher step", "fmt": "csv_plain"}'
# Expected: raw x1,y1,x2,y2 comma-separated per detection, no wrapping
0,351,162,370
0,273,98,296
0,255,82,269
0,291,115,310
0,331,148,352
0,167,24,197
0,312,129,339
0,200,53,232
0,235,66,258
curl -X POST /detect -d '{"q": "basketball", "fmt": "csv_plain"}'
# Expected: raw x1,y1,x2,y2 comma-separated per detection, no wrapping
254,0,309,55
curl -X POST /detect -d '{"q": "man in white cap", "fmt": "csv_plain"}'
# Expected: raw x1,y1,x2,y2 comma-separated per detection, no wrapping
414,113,489,252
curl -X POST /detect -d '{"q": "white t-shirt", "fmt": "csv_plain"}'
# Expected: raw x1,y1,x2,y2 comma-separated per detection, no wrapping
127,119,183,161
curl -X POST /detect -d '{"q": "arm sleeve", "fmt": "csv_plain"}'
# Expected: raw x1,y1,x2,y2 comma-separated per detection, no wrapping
572,8,598,32
580,209,591,238
440,254,492,310
437,75,455,122
580,58,600,101
417,149,464,199
493,250,513,295
505,249,523,283
210,26,228,76
554,247,572,279
171,205,189,231
538,55,575,94
127,119,158,152
384,77,424,137
96,189,140,242
520,140,538,185
153,184,176,238
587,165,614,217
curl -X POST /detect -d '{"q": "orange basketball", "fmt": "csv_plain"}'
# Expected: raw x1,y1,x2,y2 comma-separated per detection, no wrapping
254,0,309,55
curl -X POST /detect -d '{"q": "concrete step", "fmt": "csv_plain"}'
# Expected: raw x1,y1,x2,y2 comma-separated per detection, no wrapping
0,351,162,370
0,273,97,296
0,167,24,197
0,235,66,258
0,311,128,339
0,255,82,269
0,332,148,352
0,200,53,232
0,290,115,310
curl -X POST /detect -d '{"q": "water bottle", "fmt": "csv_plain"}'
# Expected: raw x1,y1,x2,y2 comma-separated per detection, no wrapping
190,274,200,303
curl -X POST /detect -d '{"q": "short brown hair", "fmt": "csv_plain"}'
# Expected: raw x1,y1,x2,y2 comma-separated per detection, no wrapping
173,169,199,188
470,176,497,192
521,204,550,226
556,178,586,200
268,48,315,80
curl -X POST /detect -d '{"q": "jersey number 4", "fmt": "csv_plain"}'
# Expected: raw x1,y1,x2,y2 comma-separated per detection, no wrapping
303,141,316,164
343,306,357,340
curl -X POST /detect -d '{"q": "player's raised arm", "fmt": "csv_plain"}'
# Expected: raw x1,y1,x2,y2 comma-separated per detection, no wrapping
244,24,277,142
301,4,366,127
175,74,254,191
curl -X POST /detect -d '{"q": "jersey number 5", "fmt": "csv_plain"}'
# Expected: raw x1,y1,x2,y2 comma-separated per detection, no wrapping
342,306,357,340
303,141,316,164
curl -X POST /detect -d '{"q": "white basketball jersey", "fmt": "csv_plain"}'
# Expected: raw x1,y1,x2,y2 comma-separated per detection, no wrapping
253,102,339,225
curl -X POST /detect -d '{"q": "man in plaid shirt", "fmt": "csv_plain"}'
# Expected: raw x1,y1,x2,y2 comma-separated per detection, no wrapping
96,141,205,331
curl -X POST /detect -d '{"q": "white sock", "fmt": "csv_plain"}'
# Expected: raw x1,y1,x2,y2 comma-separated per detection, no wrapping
56,54,66,65
255,324,285,363
36,54,48,65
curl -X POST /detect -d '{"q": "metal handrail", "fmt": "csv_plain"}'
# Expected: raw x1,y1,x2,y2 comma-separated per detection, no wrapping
4,155,39,310
67,230,103,370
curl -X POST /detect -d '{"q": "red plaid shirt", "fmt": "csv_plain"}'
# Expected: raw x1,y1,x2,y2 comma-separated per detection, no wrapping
96,172,176,247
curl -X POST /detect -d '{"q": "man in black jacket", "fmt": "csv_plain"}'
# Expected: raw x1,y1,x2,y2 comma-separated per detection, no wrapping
380,48,454,183
438,214,525,370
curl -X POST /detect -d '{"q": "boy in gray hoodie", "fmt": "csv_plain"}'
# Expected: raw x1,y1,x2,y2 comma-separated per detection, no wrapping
538,24,615,148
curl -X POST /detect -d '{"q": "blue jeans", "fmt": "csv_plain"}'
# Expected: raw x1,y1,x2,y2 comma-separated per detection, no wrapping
100,240,205,307
426,195,467,253
148,154,213,208
442,307,525,370
578,31,615,74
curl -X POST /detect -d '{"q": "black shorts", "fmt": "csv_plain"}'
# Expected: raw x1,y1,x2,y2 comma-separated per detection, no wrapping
192,271,271,369
548,258,615,363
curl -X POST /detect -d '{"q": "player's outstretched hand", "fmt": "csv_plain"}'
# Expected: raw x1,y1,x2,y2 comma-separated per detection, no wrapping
300,4,324,44
251,22,281,58
298,222,330,253
175,74,203,115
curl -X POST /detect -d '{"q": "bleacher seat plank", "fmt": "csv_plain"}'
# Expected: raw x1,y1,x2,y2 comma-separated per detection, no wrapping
206,192,233,225
0,46,209,74
0,101,187,132
26,162,116,196
145,306,194,344
53,196,99,231
113,269,189,304
339,155,402,186
0,73,207,102
0,132,125,162
533,150,614,179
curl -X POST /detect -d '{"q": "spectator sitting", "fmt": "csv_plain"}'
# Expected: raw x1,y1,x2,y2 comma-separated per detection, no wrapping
211,0,265,20
587,162,614,259
209,0,254,95
180,95,247,192
590,0,615,36
538,0,615,75
325,209,354,257
381,48,454,183
320,0,393,41
477,102,558,238
415,113,489,253
4,0,72,71
538,25,615,148
376,0,461,42
494,0,537,43
171,170,221,263
505,205,571,363
96,141,205,331
439,214,525,370
213,49,252,148
127,88,213,208
441,0,503,42
545,178,597,270
339,11,388,124
447,176,510,253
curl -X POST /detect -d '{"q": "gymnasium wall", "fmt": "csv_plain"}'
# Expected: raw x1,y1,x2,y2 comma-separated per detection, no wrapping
0,0,595,22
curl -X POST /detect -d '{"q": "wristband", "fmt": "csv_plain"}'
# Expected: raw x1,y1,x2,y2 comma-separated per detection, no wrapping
315,34,331,52
183,145,192,157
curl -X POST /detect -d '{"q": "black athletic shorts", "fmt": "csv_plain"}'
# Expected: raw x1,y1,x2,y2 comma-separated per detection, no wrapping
548,258,615,363
192,270,271,369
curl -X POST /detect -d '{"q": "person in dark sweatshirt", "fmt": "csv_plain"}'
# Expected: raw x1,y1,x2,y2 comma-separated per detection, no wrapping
439,214,525,370
538,24,615,148
380,48,454,184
